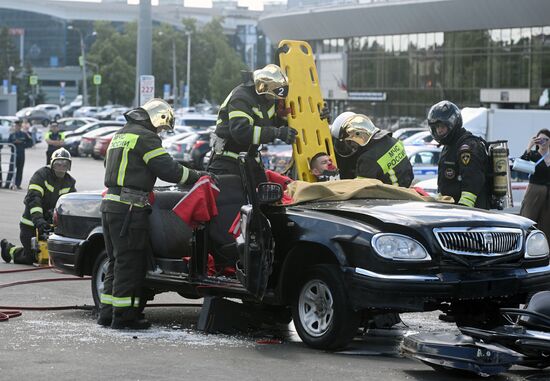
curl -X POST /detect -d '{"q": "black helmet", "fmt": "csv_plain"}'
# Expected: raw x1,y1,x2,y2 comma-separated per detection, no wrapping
427,100,462,145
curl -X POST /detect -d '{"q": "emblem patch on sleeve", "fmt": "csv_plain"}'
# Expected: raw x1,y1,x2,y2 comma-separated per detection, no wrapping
444,167,456,179
460,152,471,165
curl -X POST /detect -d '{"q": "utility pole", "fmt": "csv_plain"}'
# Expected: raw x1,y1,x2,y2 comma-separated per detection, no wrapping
68,25,88,106
136,0,152,106
172,39,177,106
185,31,191,108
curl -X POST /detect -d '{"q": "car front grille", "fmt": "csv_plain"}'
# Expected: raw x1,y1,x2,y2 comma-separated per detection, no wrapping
433,227,523,256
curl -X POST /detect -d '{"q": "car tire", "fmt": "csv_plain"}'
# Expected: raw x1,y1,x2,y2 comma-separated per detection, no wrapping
91,249,109,309
291,264,360,350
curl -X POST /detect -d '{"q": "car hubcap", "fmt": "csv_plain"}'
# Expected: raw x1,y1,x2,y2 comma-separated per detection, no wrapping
96,257,108,299
298,279,334,337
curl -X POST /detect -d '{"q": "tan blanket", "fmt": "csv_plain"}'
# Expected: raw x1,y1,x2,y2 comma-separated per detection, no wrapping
284,179,438,205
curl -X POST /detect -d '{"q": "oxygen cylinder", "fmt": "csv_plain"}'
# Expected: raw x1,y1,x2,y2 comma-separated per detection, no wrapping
490,142,509,198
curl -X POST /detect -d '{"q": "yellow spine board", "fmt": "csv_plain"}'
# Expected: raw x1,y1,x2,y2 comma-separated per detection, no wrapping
278,40,336,182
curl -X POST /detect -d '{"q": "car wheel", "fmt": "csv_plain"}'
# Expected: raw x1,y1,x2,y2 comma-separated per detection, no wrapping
291,264,360,350
91,249,109,309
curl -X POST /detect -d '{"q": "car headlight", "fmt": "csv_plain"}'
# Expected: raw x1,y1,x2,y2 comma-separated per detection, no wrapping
525,230,549,259
371,233,431,261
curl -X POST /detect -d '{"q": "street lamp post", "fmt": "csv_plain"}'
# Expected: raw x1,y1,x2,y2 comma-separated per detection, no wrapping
7,66,15,93
68,25,88,107
87,61,100,107
185,31,191,108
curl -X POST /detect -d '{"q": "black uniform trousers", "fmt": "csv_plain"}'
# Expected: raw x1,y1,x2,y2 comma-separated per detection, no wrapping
208,155,267,184
10,224,36,265
100,206,151,322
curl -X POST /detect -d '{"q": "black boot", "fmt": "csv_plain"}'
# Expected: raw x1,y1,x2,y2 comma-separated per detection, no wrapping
1,239,12,263
97,309,112,327
111,318,151,330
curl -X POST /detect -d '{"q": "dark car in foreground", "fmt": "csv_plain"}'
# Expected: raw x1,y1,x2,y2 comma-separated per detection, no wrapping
48,154,550,350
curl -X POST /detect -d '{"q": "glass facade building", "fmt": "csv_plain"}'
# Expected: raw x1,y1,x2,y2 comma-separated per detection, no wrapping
312,26,550,123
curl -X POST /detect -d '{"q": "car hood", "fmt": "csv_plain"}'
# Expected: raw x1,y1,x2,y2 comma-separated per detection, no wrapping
296,199,534,229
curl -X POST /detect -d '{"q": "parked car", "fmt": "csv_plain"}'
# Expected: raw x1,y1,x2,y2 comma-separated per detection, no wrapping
393,127,429,141
0,116,17,142
166,130,212,168
402,130,437,146
73,106,102,118
57,117,99,133
16,107,50,126
174,114,217,129
34,104,62,121
95,106,128,121
92,130,117,160
405,145,441,183
63,121,124,156
78,126,121,157
49,153,550,350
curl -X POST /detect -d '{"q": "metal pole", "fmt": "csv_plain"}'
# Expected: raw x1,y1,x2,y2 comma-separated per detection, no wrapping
136,0,152,106
96,85,99,107
79,30,88,107
172,39,177,106
186,32,191,107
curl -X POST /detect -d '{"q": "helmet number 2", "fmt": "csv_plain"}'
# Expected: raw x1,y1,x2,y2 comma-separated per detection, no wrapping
277,87,285,96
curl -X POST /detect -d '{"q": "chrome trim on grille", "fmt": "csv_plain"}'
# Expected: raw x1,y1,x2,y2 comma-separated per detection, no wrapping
355,267,440,282
433,227,523,257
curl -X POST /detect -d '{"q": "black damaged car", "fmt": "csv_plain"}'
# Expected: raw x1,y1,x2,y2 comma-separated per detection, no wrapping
48,154,550,350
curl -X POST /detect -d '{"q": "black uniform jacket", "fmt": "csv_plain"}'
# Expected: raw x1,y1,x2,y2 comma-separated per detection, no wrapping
355,134,414,187
214,83,285,155
438,129,490,209
102,122,190,213
22,166,76,227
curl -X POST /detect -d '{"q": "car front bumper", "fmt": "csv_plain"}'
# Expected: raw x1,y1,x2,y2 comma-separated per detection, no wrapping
48,233,87,276
347,265,550,312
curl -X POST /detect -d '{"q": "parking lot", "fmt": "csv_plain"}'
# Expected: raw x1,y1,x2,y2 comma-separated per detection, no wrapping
0,141,547,380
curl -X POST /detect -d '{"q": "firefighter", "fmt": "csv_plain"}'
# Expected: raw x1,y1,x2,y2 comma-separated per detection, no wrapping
428,100,490,209
208,64,296,184
1,148,76,265
99,98,210,330
330,112,413,187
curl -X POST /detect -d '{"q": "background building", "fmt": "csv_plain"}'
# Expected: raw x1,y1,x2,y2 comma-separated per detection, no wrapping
260,0,550,128
0,0,283,106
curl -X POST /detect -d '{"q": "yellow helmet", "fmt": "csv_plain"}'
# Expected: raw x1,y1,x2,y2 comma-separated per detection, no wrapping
331,112,380,157
140,98,175,131
253,64,289,99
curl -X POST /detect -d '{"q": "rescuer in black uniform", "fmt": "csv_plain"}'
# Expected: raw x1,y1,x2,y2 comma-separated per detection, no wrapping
208,64,296,184
1,148,76,265
428,100,490,209
99,98,210,330
330,112,413,187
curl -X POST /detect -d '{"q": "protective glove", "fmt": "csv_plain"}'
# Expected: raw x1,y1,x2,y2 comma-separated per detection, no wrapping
35,218,51,234
275,126,298,144
320,103,331,124
184,169,219,186
197,171,219,186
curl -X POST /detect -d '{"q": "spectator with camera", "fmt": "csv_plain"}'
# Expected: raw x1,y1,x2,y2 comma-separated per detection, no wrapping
519,129,550,239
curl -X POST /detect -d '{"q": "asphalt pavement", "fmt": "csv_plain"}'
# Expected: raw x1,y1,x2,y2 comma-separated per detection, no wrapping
0,141,548,380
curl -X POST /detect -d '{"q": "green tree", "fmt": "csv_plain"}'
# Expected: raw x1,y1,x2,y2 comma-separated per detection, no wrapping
87,18,246,107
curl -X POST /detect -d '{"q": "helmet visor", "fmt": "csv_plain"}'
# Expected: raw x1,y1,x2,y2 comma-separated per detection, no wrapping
341,114,378,147
429,121,451,142
52,159,71,172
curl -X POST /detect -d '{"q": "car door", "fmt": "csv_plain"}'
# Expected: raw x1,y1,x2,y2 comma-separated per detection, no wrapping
234,154,275,299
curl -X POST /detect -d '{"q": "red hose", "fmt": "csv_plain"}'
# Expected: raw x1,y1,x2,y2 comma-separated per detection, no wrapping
0,266,54,274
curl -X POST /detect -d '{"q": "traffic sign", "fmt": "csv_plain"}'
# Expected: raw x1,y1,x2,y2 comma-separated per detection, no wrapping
93,74,102,86
29,75,38,85
139,75,155,105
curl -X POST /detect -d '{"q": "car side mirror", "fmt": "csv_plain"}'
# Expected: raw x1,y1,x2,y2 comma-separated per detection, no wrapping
257,182,283,204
